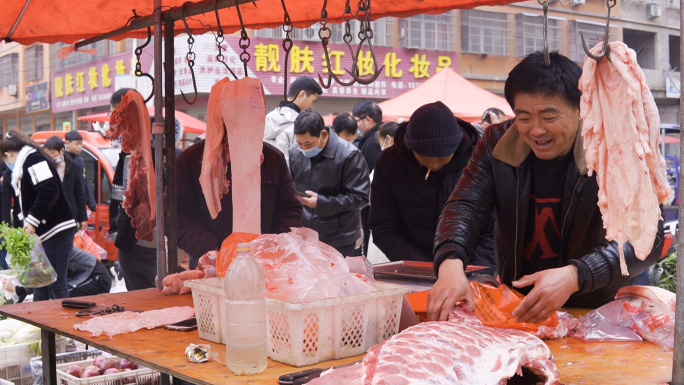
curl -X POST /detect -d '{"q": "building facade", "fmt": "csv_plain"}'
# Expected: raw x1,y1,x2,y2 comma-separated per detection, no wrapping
0,0,680,134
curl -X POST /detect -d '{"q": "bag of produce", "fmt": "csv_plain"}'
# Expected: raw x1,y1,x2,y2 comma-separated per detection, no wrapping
1,224,57,288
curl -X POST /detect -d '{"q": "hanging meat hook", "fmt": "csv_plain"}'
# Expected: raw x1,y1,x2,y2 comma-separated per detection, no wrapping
281,0,295,100
214,0,239,80
134,26,154,103
318,0,358,88
581,0,616,63
537,0,552,66
349,0,384,84
180,2,198,104
234,0,252,77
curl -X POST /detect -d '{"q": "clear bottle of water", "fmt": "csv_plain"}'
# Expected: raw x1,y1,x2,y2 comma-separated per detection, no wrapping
224,242,268,375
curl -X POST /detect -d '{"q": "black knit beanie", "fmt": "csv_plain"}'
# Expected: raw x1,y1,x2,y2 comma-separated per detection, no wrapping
405,101,463,157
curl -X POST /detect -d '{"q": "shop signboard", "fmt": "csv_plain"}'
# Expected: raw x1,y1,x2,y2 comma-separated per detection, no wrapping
51,52,141,113
25,81,50,113
153,34,457,99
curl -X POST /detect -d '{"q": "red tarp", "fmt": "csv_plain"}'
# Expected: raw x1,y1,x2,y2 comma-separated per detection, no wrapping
1,0,523,45
78,107,206,134
378,66,514,123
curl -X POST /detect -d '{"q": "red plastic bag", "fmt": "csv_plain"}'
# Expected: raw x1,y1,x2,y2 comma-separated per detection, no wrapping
74,231,106,260
215,232,260,277
470,281,559,333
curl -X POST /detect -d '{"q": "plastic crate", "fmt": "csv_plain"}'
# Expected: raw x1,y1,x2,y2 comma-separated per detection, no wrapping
0,337,67,385
0,379,13,385
56,358,160,385
184,277,410,367
30,349,104,385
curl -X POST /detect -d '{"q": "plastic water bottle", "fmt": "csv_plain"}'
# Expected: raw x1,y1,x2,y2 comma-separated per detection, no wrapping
224,242,268,375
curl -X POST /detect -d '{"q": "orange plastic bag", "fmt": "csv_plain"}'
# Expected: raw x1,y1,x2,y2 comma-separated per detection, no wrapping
216,232,259,277
470,281,558,333
74,231,105,260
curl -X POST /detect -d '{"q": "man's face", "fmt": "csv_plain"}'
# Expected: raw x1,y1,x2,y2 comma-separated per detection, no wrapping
413,152,454,172
295,130,328,151
297,91,319,110
354,116,372,135
66,140,83,155
338,131,358,143
513,93,580,160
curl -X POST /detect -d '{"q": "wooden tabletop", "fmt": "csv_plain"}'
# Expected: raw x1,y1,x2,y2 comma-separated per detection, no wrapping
0,289,673,385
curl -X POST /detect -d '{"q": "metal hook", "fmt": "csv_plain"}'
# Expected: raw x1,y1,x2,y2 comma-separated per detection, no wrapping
348,0,383,84
134,26,154,103
537,0,551,66
180,2,198,104
317,0,358,88
234,0,252,77
281,0,294,100
581,0,616,63
214,0,238,80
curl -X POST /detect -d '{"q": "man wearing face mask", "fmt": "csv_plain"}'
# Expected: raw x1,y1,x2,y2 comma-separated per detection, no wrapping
289,109,370,256
369,102,496,271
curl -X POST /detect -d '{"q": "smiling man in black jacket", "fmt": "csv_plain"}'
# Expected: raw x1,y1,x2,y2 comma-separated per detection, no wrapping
370,102,495,275
428,51,663,323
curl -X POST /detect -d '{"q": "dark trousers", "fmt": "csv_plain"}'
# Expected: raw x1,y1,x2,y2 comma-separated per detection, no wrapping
117,243,157,291
334,244,362,257
34,228,75,301
69,261,112,297
361,207,370,256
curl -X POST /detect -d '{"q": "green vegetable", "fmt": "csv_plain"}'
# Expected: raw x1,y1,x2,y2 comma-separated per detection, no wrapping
656,253,677,293
0,223,35,278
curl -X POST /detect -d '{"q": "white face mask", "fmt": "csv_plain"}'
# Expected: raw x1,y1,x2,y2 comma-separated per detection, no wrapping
53,155,63,164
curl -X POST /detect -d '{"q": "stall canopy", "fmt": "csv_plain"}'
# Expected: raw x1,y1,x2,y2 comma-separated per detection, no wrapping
78,108,207,134
1,0,523,45
378,66,514,123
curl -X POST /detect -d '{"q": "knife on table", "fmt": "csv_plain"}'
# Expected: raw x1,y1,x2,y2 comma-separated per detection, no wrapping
279,360,363,385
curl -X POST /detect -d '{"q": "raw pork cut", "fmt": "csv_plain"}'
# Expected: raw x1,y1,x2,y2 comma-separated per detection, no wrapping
74,306,195,337
108,91,157,241
309,305,560,385
221,78,266,234
199,78,231,219
579,41,670,275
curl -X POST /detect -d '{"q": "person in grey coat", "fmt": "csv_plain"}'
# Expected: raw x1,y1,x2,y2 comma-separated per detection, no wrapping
289,109,370,256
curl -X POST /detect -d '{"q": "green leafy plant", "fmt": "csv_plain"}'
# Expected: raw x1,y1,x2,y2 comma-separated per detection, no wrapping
656,253,677,293
0,223,35,278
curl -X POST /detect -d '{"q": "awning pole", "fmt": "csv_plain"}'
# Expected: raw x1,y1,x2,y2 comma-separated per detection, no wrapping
673,0,684,382
73,0,256,50
153,0,167,290
164,19,178,278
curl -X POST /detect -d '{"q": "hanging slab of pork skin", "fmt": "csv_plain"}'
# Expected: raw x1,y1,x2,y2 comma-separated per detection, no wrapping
108,90,156,242
221,78,267,234
579,41,670,275
199,78,232,219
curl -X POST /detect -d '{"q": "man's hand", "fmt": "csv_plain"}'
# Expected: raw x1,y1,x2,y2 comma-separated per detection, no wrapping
427,259,475,321
511,265,579,323
79,221,89,231
298,191,318,209
23,223,35,235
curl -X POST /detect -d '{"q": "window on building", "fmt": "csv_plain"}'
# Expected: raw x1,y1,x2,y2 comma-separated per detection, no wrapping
460,10,513,56
0,53,19,87
569,21,619,62
24,45,44,82
254,18,395,46
399,12,454,51
623,29,656,70
670,35,680,71
516,13,565,57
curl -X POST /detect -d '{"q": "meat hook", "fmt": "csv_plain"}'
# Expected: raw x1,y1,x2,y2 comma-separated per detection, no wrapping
214,0,239,80
317,0,358,88
537,0,551,66
580,0,616,63
349,0,384,84
134,26,154,103
180,2,198,104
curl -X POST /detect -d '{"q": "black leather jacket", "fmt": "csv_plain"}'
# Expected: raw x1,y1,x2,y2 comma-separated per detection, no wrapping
289,130,370,248
434,121,663,308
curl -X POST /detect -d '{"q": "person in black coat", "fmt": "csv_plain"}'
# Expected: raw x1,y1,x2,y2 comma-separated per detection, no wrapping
369,102,496,274
0,130,76,300
43,136,88,230
289,110,370,256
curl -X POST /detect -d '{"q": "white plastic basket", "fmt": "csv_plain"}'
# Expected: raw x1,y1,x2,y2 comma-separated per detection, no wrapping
184,277,410,367
56,358,160,385
0,337,67,385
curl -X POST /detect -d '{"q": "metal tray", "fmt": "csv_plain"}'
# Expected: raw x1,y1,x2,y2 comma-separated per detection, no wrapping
373,261,488,282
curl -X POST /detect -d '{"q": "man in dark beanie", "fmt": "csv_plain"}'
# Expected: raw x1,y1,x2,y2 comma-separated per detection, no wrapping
369,101,495,273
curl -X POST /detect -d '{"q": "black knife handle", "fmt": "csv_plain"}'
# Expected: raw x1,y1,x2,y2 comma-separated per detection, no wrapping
278,368,325,385
61,300,96,309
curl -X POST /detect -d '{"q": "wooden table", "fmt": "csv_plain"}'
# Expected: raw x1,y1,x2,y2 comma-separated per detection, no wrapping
0,289,673,385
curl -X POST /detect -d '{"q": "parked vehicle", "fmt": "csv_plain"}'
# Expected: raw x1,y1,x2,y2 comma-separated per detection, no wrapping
31,130,120,261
